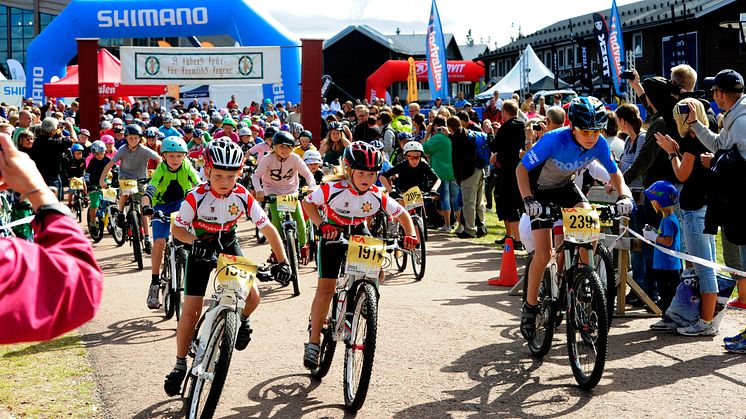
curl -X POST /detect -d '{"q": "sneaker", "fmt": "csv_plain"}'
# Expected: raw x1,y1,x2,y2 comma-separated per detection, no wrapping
454,224,464,234
650,318,678,331
456,231,476,239
677,319,717,337
304,342,321,370
144,239,152,255
235,319,252,351
723,329,746,344
495,236,509,245
437,226,451,233
725,339,746,354
726,298,746,311
147,284,161,309
164,367,187,397
520,302,540,341
476,226,488,238
514,241,525,251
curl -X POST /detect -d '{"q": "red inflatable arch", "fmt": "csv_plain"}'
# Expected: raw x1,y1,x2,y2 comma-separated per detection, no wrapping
365,60,484,102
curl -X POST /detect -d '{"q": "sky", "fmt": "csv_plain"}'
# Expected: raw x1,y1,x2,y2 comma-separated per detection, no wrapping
254,0,642,49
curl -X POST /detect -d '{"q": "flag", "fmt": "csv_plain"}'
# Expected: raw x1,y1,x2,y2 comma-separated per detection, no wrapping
406,57,418,103
608,0,626,96
426,0,449,103
321,75,333,97
551,45,559,89
592,12,612,83
7,59,26,81
579,39,593,87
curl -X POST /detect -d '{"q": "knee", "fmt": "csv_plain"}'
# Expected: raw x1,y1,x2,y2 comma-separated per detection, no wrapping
154,238,166,248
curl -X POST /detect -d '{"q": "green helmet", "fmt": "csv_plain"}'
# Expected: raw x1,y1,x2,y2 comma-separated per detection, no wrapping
161,136,188,154
222,117,237,127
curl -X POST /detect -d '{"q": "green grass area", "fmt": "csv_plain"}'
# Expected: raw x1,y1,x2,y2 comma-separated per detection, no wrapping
471,210,507,246
0,333,101,418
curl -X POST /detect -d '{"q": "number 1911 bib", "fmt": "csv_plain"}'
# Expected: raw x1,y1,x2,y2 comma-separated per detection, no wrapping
345,235,385,277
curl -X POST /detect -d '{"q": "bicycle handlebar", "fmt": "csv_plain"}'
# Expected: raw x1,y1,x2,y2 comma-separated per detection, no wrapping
533,203,620,223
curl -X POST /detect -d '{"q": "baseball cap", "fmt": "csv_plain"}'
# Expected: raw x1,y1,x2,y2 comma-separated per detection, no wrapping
704,69,745,93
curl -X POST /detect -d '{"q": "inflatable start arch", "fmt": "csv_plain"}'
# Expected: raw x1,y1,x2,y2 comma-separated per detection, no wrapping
26,0,300,104
366,60,484,102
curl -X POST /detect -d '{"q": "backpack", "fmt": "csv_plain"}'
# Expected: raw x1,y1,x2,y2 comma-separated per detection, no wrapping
467,130,491,169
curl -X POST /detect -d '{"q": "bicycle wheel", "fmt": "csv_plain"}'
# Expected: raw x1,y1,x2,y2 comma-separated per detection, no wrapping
187,310,237,419
175,249,186,321
129,210,144,270
284,228,301,296
110,211,126,246
343,283,378,412
522,253,557,358
88,214,105,243
394,226,407,272
74,198,83,223
310,301,337,381
594,243,616,329
411,216,427,281
162,246,175,320
419,207,429,242
566,266,608,390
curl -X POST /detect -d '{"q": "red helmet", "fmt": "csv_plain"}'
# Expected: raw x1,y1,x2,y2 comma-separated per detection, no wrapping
343,141,383,171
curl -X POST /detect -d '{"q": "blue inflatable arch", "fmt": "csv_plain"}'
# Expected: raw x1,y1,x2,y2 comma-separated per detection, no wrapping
26,0,300,103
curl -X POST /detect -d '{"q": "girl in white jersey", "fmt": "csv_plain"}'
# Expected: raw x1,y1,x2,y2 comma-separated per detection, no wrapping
300,141,419,370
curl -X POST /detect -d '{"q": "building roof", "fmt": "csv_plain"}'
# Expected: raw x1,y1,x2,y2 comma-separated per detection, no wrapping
324,25,464,58
388,33,455,56
459,43,490,61
480,0,737,58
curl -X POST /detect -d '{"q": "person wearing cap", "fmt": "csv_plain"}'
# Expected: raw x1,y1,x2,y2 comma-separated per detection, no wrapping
213,117,239,143
390,105,413,134
237,126,256,154
464,102,479,123
301,149,324,187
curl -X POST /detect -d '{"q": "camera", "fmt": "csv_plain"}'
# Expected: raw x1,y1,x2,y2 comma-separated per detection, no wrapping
437,127,447,133
532,123,542,131
620,70,635,80
677,103,690,114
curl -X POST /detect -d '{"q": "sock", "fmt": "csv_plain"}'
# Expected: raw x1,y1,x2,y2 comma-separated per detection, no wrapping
240,313,250,323
702,319,713,325
151,274,160,285
174,357,187,371
144,235,150,241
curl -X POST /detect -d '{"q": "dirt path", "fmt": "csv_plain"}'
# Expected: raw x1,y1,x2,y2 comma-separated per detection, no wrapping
82,223,746,418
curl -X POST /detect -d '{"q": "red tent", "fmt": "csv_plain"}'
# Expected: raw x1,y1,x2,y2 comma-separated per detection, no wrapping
44,49,167,99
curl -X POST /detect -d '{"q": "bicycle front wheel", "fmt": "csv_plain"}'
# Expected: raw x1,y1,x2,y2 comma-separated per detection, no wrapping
343,283,378,412
88,214,105,243
411,216,427,281
175,249,186,321
162,247,175,320
394,226,407,272
73,196,83,223
187,310,237,419
566,266,608,390
109,211,126,246
284,228,301,296
129,210,143,270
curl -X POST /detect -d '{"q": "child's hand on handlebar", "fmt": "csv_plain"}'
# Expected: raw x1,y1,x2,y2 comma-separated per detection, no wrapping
255,191,264,202
403,235,419,250
318,222,339,240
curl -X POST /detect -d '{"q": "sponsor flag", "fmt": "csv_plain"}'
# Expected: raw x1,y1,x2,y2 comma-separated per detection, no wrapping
580,39,593,87
426,0,449,102
608,0,626,96
7,59,26,81
407,57,418,103
592,12,612,82
551,46,559,89
321,75,332,97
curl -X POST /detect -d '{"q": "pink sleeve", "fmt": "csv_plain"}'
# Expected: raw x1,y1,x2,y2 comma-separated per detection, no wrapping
252,155,269,192
0,213,103,344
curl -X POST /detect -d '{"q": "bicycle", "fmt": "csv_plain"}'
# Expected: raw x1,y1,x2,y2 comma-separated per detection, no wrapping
110,178,148,270
68,177,87,223
264,192,306,296
152,211,189,321
308,231,400,412
521,203,617,390
87,185,124,244
0,191,13,238
389,187,430,281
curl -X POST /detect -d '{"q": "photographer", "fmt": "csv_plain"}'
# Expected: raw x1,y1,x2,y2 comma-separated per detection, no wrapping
523,106,566,149
29,117,74,201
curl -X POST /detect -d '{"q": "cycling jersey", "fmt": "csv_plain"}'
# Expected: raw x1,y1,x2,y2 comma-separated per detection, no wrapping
110,144,160,180
85,156,111,185
174,183,269,237
248,142,272,164
145,160,202,206
521,127,618,190
304,180,404,226
252,153,316,195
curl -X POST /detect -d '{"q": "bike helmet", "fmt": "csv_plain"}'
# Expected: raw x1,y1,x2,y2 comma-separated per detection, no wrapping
280,123,290,132
644,180,679,208
222,117,236,127
303,149,322,164
328,121,343,131
397,131,414,142
71,143,84,152
79,129,91,137
161,136,188,154
101,120,112,130
568,96,608,130
238,127,252,137
112,117,123,126
272,131,295,146
101,134,115,145
370,140,384,150
264,126,278,139
343,141,383,172
145,127,160,138
299,129,312,140
403,141,424,155
125,124,143,136
91,140,106,153
290,123,305,136
205,140,244,171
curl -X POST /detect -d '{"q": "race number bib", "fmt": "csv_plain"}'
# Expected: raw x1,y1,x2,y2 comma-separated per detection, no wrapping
170,212,178,225
561,208,600,243
102,188,118,203
69,177,85,190
277,193,298,212
345,235,385,278
403,186,424,211
216,254,257,299
120,179,139,195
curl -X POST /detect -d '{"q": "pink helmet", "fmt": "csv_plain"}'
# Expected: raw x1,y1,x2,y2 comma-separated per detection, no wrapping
101,134,115,145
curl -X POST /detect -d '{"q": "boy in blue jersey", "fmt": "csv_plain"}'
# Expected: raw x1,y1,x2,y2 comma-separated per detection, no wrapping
516,96,635,341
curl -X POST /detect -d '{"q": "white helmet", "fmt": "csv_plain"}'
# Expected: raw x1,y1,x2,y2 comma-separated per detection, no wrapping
403,141,424,155
112,117,123,126
206,140,243,171
238,127,252,137
303,149,322,164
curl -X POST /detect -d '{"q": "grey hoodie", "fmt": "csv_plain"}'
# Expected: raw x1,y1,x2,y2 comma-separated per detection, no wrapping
692,95,746,159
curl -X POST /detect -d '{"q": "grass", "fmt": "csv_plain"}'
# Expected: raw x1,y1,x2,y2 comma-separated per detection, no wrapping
472,210,507,246
0,333,101,418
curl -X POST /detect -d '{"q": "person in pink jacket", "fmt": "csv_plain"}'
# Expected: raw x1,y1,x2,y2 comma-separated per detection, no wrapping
0,131,103,345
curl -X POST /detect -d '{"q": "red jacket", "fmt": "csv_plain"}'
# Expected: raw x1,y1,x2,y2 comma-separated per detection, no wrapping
0,213,103,344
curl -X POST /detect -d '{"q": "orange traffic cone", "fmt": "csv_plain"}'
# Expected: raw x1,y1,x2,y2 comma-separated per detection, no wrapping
489,237,519,286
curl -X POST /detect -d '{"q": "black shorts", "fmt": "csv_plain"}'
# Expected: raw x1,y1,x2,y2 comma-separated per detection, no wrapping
317,224,369,279
496,181,522,223
184,233,242,297
531,182,588,230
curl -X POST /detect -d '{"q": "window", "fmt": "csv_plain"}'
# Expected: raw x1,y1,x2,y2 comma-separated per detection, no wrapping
544,51,551,67
8,7,37,67
489,61,496,78
558,49,564,68
633,32,643,57
567,47,573,67
498,60,504,76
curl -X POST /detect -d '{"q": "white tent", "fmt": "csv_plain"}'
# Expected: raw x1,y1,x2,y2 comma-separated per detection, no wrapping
476,44,566,100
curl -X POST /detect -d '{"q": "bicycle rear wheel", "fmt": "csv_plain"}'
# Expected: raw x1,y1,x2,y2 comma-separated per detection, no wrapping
175,249,186,321
594,243,616,329
187,310,237,419
343,283,378,412
522,253,557,358
411,216,427,281
310,301,337,381
566,266,608,390
88,214,105,243
129,210,143,270
394,226,407,272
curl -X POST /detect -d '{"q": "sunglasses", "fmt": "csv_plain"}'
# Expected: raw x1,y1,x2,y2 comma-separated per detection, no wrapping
574,127,602,136
406,155,422,160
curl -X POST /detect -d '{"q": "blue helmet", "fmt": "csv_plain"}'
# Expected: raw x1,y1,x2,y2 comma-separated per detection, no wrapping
645,180,679,208
71,143,84,152
161,136,188,154
397,131,413,142
568,96,608,130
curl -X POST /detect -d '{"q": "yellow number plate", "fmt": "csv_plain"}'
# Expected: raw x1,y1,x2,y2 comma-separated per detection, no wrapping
403,186,424,211
277,193,298,212
102,188,118,203
345,235,385,277
120,179,139,194
69,177,85,190
216,254,257,298
561,208,601,243
170,212,178,225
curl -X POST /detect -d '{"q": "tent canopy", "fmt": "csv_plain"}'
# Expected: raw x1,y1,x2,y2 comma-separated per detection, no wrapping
476,44,567,100
44,49,166,98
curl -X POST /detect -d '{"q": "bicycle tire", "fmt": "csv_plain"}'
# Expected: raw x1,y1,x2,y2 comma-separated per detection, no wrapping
187,310,237,418
343,283,378,412
88,214,105,243
129,210,144,270
394,226,407,272
175,250,185,321
522,253,557,358
73,198,82,223
411,216,427,281
110,211,126,246
566,266,608,390
310,302,337,381
419,207,429,242
285,228,301,296
594,243,616,329
162,246,175,320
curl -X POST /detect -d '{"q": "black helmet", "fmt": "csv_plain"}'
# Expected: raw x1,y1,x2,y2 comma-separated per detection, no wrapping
568,96,608,130
264,126,278,139
272,131,295,146
299,129,312,139
343,141,383,171
125,124,143,136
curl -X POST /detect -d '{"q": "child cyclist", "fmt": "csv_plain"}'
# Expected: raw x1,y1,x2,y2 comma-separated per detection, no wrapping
65,143,88,207
85,140,110,227
300,142,419,369
141,136,202,310
163,140,292,396
252,131,317,261
515,97,635,341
